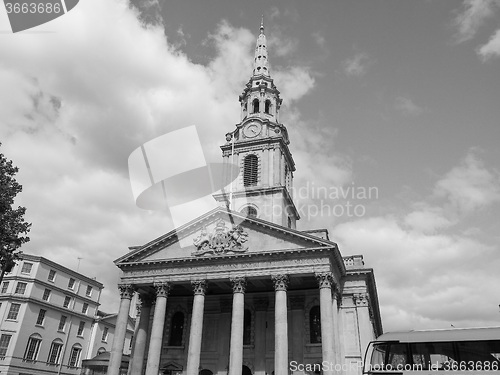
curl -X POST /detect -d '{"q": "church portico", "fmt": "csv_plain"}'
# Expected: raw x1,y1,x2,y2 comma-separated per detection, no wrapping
110,19,382,375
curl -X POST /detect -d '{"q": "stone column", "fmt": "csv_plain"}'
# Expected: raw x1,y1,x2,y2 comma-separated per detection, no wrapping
108,284,135,375
354,293,373,357
228,277,246,375
186,280,208,375
130,294,154,375
145,283,170,375
316,273,336,374
272,274,289,375
254,298,269,375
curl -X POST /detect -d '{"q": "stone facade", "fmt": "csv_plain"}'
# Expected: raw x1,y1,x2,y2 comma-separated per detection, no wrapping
108,20,382,375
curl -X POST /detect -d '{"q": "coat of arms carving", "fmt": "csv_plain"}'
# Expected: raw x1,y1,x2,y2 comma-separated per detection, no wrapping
192,219,249,256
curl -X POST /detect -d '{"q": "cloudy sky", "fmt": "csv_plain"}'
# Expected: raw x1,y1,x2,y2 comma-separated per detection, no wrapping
1,0,500,332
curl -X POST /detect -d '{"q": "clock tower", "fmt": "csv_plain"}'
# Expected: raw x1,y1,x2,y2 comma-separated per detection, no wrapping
215,19,300,228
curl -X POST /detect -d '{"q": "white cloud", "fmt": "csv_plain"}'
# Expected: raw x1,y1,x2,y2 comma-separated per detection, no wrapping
343,52,371,77
435,150,500,213
477,28,500,60
404,204,455,234
395,96,425,116
332,150,500,331
273,66,315,103
453,0,500,43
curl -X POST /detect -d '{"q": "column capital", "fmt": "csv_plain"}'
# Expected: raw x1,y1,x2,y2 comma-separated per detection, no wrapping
230,277,247,294
272,274,289,291
354,293,369,307
153,282,171,298
118,284,135,299
315,272,334,289
192,280,208,295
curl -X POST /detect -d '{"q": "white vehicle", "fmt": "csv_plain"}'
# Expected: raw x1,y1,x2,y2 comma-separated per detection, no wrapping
363,327,500,374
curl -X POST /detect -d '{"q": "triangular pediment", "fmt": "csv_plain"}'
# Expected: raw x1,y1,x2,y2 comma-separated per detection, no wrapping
115,207,336,266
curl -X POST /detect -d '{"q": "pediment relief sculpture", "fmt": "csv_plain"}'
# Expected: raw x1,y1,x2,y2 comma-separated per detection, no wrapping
192,218,249,256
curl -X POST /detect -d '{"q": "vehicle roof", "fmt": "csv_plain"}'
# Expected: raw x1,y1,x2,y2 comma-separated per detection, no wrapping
375,327,500,343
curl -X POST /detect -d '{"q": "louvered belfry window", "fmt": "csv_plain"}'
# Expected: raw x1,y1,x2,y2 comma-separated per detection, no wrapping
243,154,258,186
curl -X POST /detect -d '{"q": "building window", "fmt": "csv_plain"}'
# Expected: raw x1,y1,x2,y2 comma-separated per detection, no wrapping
48,269,56,282
309,305,322,343
265,99,271,114
86,285,93,297
15,282,27,295
68,345,82,367
241,206,257,218
287,216,292,229
47,340,63,364
243,154,258,187
1,281,9,293
169,312,184,346
7,303,20,320
0,334,12,357
36,309,46,326
58,315,67,332
243,309,252,345
24,334,42,361
68,278,75,289
82,303,89,314
101,327,108,342
63,296,71,308
97,347,106,355
77,321,85,336
42,288,51,301
21,262,33,274
252,98,259,113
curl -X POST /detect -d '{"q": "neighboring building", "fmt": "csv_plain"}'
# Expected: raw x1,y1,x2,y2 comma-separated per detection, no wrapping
87,311,135,360
82,311,135,375
107,20,383,375
0,254,106,375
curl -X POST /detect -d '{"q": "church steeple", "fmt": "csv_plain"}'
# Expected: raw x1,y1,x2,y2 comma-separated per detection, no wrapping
215,19,299,229
253,16,270,77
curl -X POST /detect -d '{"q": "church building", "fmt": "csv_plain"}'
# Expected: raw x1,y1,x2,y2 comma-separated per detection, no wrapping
107,20,382,375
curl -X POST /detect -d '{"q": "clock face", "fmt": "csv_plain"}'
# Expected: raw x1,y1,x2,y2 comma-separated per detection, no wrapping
243,122,262,138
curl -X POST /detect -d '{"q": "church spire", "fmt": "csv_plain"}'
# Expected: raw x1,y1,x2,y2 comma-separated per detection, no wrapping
253,16,270,77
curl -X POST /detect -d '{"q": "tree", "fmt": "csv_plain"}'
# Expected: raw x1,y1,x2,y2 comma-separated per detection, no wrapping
0,143,31,283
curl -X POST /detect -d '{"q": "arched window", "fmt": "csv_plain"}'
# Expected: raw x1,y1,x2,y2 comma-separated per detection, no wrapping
241,206,257,218
199,370,213,375
309,305,321,343
243,155,258,187
169,311,184,346
24,333,42,361
68,344,82,367
47,338,64,364
265,100,271,114
97,347,106,355
252,99,260,113
243,309,251,345
242,366,252,375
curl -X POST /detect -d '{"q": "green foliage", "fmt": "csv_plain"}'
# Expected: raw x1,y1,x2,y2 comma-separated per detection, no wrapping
0,143,31,275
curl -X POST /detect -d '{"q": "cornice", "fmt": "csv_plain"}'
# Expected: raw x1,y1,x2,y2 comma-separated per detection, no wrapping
18,254,104,288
